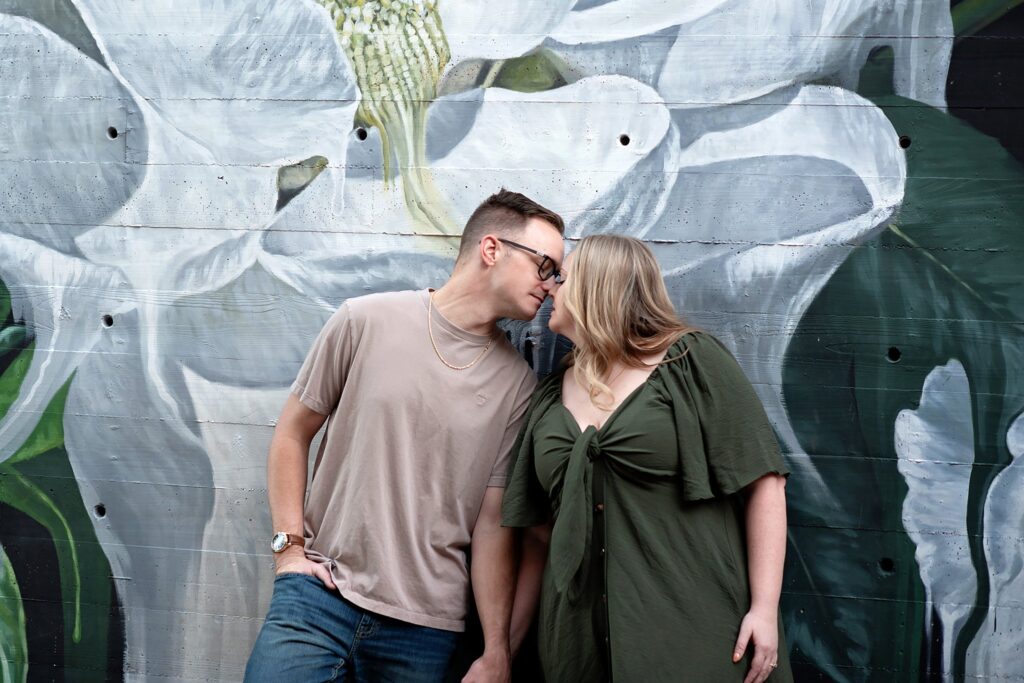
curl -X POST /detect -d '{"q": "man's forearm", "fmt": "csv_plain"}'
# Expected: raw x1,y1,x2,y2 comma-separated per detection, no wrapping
267,431,310,536
744,474,787,613
471,522,516,655
509,524,549,656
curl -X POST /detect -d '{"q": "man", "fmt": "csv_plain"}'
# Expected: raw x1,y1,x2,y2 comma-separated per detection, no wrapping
244,190,565,683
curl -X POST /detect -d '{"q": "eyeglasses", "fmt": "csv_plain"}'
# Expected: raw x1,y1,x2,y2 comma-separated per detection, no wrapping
497,238,565,284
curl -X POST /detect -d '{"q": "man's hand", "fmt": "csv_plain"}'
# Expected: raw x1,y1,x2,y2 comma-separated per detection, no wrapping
273,547,336,590
461,648,511,683
732,606,779,683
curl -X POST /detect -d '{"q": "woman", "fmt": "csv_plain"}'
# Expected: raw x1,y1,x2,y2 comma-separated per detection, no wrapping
503,235,792,682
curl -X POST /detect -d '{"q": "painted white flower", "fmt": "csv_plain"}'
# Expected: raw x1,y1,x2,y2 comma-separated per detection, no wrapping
966,410,1024,677
547,0,953,110
898,365,1024,680
0,0,950,679
0,1,447,677
895,361,979,676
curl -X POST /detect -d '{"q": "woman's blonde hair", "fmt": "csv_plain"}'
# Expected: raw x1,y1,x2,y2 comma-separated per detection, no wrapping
562,234,696,409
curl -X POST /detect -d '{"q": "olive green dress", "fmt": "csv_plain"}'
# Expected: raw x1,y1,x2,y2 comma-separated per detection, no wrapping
502,331,793,682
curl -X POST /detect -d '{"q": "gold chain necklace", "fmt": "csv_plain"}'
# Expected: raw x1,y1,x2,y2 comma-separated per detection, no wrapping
427,292,493,370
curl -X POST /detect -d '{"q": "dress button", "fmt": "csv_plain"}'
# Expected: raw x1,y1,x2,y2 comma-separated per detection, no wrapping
594,503,605,512
600,548,606,555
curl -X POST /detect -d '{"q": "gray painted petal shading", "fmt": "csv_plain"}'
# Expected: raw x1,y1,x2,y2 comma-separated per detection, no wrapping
430,76,671,227
178,370,285,678
652,85,904,494
0,234,131,464
966,413,1024,677
656,0,951,109
60,315,213,681
0,0,106,66
885,0,955,110
440,0,576,65
0,13,145,253
72,0,358,165
549,0,730,45
895,360,978,675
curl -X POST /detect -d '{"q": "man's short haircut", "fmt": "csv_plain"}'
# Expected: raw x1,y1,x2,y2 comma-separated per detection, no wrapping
457,189,565,261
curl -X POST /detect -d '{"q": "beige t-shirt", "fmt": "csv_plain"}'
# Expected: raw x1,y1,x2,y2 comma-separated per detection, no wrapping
291,289,536,632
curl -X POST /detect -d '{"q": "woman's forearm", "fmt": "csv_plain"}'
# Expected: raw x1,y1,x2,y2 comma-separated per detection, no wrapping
744,474,787,614
509,523,551,656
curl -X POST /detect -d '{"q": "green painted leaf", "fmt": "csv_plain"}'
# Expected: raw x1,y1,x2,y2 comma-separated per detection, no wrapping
0,545,28,683
0,325,28,353
6,377,72,466
952,0,1024,38
0,344,32,421
7,448,118,677
0,466,81,643
782,96,1024,680
0,279,10,326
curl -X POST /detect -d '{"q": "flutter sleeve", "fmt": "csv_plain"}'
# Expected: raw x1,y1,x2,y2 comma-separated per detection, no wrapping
662,331,790,499
501,371,563,528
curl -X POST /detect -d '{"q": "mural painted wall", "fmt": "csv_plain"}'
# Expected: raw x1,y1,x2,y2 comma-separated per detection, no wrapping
0,0,1022,680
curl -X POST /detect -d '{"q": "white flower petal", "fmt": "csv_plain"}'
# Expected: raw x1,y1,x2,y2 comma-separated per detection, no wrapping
61,320,214,679
179,368,284,678
895,360,978,675
73,0,358,165
430,76,670,227
966,409,1024,677
0,234,131,463
440,0,576,65
1009,412,1024,458
0,13,145,252
550,0,729,45
646,85,904,491
258,232,454,313
885,0,955,109
655,0,951,108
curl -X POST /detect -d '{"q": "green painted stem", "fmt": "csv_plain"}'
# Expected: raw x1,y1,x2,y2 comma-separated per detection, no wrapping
952,0,1024,38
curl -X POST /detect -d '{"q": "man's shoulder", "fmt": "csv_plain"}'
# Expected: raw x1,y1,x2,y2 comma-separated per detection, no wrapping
342,289,424,321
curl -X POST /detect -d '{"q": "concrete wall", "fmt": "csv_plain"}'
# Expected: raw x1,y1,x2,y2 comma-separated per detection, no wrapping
1,1,1022,680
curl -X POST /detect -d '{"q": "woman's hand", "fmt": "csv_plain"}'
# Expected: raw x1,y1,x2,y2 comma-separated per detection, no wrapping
733,606,779,683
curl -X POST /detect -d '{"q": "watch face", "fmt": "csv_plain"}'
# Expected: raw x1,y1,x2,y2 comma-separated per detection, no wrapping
271,532,288,553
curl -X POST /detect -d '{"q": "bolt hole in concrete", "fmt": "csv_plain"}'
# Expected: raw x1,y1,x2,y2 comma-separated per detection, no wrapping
619,134,630,146
355,127,368,141
94,503,107,519
878,557,896,573
101,313,114,328
107,126,119,140
898,135,912,149
886,346,902,363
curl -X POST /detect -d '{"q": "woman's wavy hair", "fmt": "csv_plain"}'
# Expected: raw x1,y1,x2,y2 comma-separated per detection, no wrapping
562,234,696,409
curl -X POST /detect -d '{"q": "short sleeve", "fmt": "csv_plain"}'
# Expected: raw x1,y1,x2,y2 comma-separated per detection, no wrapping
290,302,356,416
487,369,538,487
666,332,789,498
501,372,562,527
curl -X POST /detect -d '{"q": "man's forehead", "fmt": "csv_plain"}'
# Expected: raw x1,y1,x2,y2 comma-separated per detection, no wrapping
522,217,565,255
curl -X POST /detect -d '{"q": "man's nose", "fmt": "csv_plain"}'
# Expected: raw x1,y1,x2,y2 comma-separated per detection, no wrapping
540,277,555,293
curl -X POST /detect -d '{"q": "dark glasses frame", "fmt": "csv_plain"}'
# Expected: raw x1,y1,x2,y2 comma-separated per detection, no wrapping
497,238,565,284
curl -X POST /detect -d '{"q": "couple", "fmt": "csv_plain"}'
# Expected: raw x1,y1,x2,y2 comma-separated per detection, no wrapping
243,190,792,683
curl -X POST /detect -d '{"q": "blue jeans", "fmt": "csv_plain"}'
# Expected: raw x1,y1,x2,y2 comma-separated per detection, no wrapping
244,573,458,682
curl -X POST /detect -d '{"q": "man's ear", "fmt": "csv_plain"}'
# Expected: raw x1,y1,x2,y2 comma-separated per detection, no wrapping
479,234,501,267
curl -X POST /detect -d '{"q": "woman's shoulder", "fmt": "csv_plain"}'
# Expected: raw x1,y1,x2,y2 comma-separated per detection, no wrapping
665,328,730,362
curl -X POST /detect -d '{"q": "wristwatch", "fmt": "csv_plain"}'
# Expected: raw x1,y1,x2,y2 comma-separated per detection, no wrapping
270,531,304,553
